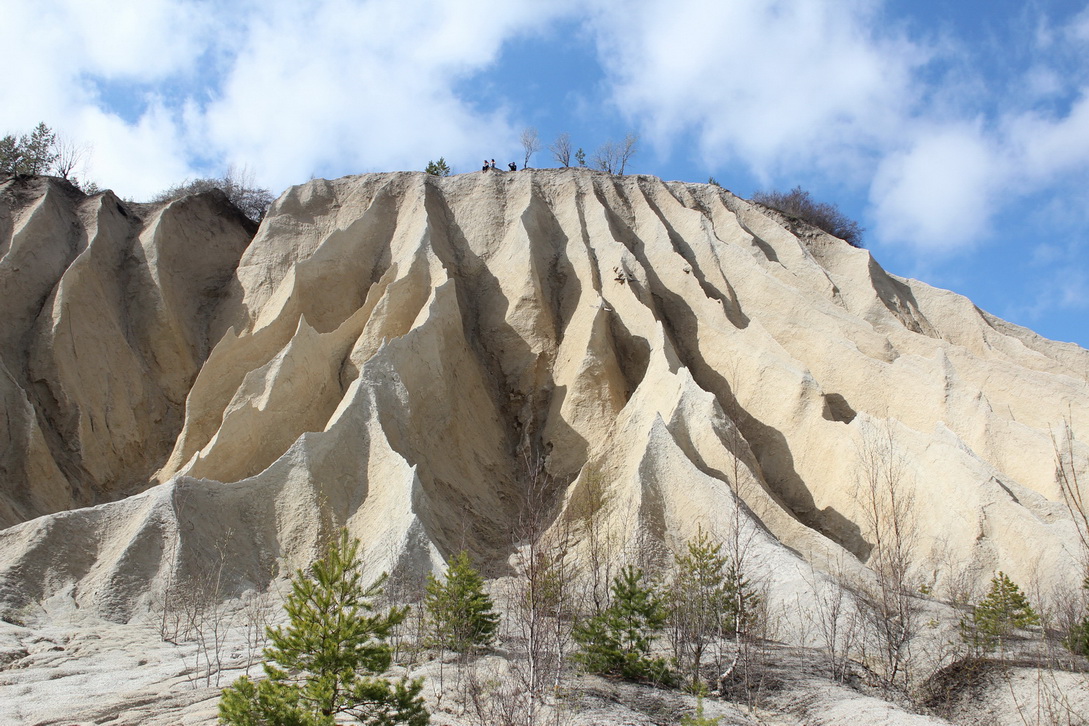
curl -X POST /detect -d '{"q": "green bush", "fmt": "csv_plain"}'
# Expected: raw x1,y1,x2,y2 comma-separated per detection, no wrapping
752,186,864,248
669,528,759,690
680,695,721,726
961,571,1039,652
1065,576,1089,657
424,551,499,654
424,158,451,177
218,531,429,726
0,122,57,176
573,565,674,685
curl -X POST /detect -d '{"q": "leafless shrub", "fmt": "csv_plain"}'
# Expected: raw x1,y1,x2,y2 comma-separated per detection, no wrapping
51,135,90,182
566,465,621,617
550,132,572,168
803,562,865,683
500,451,581,724
238,587,275,676
460,657,575,726
1054,418,1089,573
152,164,273,222
850,421,923,689
150,512,236,687
521,127,542,169
752,186,864,248
925,535,979,610
592,133,638,175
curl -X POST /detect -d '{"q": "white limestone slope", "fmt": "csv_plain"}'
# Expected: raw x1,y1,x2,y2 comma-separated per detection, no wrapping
0,177,253,528
0,169,1085,628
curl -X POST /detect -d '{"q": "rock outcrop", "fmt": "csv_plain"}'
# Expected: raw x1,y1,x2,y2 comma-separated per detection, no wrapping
0,169,1086,625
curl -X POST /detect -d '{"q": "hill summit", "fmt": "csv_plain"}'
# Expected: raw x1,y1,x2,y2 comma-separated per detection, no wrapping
0,169,1086,723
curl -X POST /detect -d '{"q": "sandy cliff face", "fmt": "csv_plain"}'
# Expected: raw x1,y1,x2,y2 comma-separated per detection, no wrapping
0,170,1086,623
0,177,253,529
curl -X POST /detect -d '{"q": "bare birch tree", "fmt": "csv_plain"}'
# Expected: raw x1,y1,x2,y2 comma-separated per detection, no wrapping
593,133,638,175
1054,418,1089,569
709,423,767,704
52,135,89,182
521,127,542,169
851,421,923,689
803,562,864,683
567,465,619,616
550,132,572,167
505,453,576,722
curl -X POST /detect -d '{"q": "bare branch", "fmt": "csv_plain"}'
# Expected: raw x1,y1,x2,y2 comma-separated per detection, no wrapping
549,132,572,168
520,127,541,169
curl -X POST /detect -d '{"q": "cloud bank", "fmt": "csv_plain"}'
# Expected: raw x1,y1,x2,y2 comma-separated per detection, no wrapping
4,0,1089,270
3,0,572,197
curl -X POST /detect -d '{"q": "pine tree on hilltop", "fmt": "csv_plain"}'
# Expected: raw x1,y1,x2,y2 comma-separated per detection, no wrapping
424,158,451,177
218,530,429,725
0,122,58,176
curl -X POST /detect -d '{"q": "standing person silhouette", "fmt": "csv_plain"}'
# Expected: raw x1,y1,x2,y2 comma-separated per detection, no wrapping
508,162,517,171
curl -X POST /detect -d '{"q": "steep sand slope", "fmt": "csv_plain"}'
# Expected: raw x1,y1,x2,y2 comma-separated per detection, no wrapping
0,169,1086,624
0,177,254,528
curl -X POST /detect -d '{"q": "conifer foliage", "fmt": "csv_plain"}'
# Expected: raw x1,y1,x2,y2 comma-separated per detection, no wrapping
218,530,429,726
962,571,1039,652
669,528,759,689
573,565,674,684
424,551,499,654
424,158,451,177
0,122,58,176
680,695,721,726
1064,576,1089,657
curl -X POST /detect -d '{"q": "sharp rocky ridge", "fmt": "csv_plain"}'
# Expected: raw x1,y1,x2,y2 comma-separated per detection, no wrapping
0,169,1086,624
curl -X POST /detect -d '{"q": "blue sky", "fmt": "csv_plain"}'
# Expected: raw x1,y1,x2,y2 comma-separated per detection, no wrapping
4,0,1088,347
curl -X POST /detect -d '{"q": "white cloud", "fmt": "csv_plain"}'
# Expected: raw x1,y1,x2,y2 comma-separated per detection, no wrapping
56,0,213,80
5,0,1089,256
2,0,576,198
583,0,1089,256
199,0,567,187
1069,5,1089,43
869,124,1002,250
76,103,196,196
1006,94,1089,181
1,0,217,196
867,90,1089,253
586,0,923,181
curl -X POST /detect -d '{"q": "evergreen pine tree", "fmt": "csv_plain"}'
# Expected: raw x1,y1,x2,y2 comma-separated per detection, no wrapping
680,694,721,726
0,135,21,176
1065,576,1089,657
670,528,729,688
424,551,499,653
21,123,58,175
573,565,674,684
218,530,429,726
962,571,1039,652
424,158,451,177
0,122,58,176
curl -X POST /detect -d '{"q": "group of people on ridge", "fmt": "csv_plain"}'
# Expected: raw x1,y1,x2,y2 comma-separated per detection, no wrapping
482,159,518,172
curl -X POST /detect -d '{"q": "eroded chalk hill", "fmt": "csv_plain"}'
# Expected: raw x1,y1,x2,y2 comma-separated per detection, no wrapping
0,169,1086,623
0,177,254,528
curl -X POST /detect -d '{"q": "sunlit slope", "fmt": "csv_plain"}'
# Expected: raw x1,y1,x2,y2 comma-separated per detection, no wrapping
0,169,1085,621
